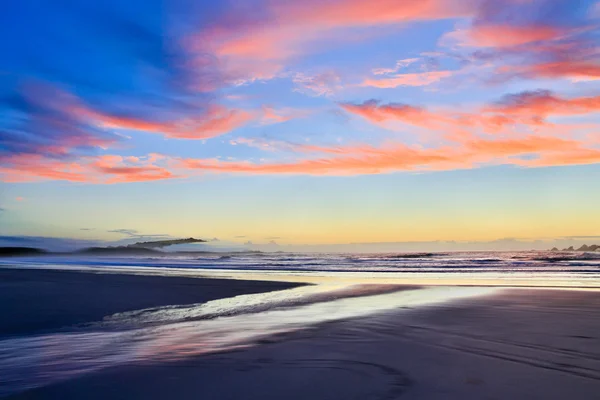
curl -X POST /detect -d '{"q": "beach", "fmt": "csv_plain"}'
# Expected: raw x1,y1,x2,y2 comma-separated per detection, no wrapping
0,263,599,399
0,268,303,337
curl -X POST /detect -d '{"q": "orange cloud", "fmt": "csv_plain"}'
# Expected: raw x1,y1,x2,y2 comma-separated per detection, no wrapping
4,135,599,183
464,136,582,157
181,133,599,176
1,153,177,184
181,143,463,175
519,148,600,167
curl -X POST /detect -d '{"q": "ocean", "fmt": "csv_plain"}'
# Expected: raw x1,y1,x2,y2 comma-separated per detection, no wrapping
2,250,600,274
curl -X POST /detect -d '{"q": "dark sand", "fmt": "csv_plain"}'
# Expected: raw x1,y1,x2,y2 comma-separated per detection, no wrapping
7,285,600,400
0,268,302,337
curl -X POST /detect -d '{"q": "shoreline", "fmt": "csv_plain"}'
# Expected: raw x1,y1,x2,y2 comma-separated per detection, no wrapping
7,286,600,399
1,265,599,399
1,263,599,289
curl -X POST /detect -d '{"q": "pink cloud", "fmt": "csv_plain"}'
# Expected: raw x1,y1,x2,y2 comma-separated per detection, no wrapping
362,70,453,88
80,105,253,140
339,100,449,130
446,24,565,48
342,91,600,138
4,87,600,183
191,0,473,83
485,90,600,118
180,88,600,175
260,106,308,125
501,60,600,82
435,0,599,84
591,2,600,19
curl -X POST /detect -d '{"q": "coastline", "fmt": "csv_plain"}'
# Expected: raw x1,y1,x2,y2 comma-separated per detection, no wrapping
7,286,600,400
1,264,599,399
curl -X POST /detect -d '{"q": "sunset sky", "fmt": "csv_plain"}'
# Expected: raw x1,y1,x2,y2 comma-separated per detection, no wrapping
1,0,600,247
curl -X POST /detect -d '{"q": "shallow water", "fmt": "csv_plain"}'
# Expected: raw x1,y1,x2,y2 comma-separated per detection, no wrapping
0,284,498,396
0,251,599,396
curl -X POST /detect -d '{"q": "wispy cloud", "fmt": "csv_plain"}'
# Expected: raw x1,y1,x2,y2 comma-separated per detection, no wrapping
293,71,342,96
372,58,420,75
107,229,171,240
562,235,600,239
107,229,140,236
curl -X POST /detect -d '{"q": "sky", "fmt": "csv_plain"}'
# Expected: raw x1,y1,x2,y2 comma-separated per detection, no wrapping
1,0,600,250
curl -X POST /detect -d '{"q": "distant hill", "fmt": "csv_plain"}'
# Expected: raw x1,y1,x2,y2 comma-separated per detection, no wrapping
0,237,208,258
77,246,162,256
127,237,207,249
575,244,600,251
0,247,48,257
78,237,208,255
554,244,600,252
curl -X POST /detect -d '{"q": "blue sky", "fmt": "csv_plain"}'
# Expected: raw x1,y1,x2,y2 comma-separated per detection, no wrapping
1,0,600,247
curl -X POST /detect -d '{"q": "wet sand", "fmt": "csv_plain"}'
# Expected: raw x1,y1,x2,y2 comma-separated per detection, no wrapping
0,268,303,337
7,285,600,399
